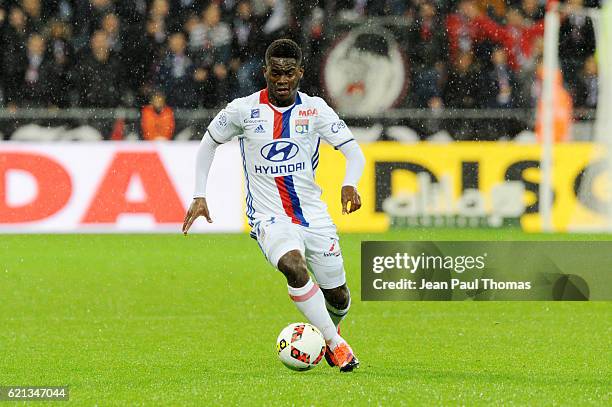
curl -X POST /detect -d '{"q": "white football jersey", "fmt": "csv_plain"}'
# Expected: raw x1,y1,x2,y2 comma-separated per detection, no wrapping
207,89,355,228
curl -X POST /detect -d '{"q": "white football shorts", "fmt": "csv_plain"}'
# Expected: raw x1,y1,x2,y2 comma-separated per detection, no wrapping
251,217,346,289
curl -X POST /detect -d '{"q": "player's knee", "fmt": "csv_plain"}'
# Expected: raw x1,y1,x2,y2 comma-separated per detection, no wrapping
323,285,350,310
277,250,309,287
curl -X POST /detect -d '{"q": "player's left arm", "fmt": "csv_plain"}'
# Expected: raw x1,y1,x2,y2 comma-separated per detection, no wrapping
313,97,366,214
338,141,365,214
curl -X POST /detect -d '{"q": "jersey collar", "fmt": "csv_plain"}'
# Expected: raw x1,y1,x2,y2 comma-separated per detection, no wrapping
259,89,302,112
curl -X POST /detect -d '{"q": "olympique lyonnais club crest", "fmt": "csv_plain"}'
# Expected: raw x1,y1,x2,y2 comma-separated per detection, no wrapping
322,26,408,115
294,119,309,134
251,108,260,118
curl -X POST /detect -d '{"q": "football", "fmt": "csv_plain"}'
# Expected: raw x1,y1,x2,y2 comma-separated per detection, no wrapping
276,323,326,371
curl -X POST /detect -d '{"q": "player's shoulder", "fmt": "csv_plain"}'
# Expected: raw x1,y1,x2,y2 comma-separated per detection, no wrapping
298,93,338,120
298,92,333,110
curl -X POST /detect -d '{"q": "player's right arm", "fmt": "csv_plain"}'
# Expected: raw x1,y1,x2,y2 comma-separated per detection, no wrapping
182,100,243,235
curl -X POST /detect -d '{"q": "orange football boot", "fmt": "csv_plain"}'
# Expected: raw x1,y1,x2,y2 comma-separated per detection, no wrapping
333,342,359,372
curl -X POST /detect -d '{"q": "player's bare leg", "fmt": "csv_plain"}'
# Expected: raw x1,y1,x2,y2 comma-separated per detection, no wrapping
278,251,359,372
277,250,310,287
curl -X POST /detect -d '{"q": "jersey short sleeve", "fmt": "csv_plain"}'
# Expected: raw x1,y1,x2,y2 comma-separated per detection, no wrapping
207,99,243,144
313,97,355,149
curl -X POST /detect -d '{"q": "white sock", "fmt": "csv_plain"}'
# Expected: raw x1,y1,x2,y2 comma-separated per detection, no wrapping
288,279,340,344
325,295,351,327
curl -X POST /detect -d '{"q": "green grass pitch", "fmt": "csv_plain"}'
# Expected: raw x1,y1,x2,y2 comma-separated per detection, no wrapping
1,229,610,405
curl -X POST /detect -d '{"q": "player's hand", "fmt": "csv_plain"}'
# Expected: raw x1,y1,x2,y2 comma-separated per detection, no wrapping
341,185,361,215
182,197,212,235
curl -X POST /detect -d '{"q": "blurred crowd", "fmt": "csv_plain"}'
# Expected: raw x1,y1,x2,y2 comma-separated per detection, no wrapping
404,0,598,114
0,0,300,110
0,0,601,139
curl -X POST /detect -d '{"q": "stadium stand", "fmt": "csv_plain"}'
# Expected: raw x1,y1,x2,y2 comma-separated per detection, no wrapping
0,0,600,140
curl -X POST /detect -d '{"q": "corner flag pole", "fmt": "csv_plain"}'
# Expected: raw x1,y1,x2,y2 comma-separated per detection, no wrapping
594,1,612,231
540,2,560,232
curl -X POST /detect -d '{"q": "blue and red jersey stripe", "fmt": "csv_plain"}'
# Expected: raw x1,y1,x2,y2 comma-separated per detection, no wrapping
274,175,309,226
260,89,309,226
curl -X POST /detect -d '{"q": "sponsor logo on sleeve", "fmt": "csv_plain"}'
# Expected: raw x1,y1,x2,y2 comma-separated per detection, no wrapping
331,121,347,134
218,113,228,127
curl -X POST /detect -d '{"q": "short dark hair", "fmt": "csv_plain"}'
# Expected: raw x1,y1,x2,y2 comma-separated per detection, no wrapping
265,39,303,66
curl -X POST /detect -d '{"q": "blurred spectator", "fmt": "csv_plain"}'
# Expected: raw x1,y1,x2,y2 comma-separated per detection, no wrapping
114,1,146,26
444,51,482,109
559,0,595,96
22,0,45,33
199,3,232,64
574,55,598,109
118,10,151,101
521,0,545,23
445,0,483,64
185,3,233,106
170,0,205,31
99,11,139,104
0,5,5,104
411,61,445,109
447,0,544,72
483,47,521,138
406,0,447,123
145,14,168,58
479,0,506,22
141,91,175,140
73,30,124,138
156,32,198,108
300,5,324,95
73,0,115,49
410,60,445,137
483,48,516,108
21,33,48,106
43,19,73,107
185,12,205,50
231,0,264,97
55,0,75,22
516,37,544,108
73,30,123,108
444,51,482,139
407,1,447,71
2,7,28,107
149,0,171,38
500,7,544,72
101,13,122,52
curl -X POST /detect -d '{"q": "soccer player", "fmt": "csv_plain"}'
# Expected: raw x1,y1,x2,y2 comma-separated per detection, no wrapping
182,39,365,372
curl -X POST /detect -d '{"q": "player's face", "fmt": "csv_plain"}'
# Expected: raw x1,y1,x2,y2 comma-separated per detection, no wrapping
264,57,304,106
